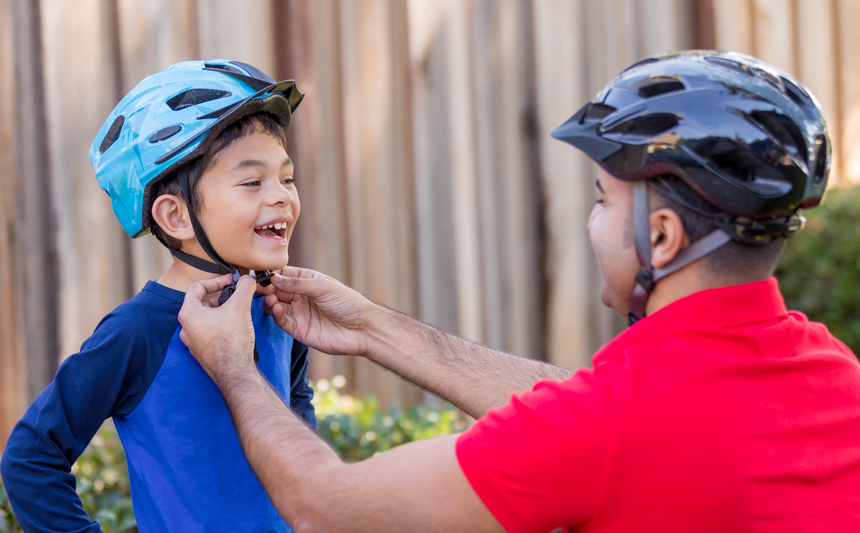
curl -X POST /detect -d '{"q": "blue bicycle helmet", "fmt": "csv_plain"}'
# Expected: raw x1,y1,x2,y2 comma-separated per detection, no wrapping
90,59,303,240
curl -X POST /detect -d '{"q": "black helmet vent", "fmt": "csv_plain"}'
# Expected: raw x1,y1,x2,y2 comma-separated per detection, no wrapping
584,103,616,121
605,113,679,140
99,115,124,154
704,55,751,76
167,89,232,111
637,77,685,98
812,134,828,185
748,110,806,157
203,63,245,76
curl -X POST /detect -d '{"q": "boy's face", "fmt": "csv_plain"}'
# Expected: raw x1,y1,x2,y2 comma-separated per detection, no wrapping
194,130,299,272
588,168,639,316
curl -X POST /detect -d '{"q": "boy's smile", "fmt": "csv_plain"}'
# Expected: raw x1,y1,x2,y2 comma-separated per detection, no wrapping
193,130,300,272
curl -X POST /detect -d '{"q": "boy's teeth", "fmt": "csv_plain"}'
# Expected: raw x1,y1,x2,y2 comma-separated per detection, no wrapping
275,223,283,230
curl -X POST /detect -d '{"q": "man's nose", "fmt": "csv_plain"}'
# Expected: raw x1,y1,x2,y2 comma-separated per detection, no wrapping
587,205,598,232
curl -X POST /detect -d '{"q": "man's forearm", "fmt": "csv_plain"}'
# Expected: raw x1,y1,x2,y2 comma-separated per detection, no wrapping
212,357,340,530
364,306,573,418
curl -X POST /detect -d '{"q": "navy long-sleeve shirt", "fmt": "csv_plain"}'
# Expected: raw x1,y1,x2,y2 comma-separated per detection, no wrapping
0,281,316,532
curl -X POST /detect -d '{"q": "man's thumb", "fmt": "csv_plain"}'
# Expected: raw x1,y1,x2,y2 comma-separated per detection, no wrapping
228,275,257,311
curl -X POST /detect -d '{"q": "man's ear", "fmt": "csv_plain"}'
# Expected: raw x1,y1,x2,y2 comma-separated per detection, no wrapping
649,207,689,268
152,194,195,242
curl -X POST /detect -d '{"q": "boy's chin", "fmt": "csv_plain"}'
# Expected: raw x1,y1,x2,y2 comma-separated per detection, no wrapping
249,255,289,273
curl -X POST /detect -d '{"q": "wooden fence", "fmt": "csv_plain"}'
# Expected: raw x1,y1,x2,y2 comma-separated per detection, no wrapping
2,0,859,446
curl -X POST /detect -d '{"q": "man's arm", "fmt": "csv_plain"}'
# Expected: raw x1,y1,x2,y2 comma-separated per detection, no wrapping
261,268,572,418
179,276,504,533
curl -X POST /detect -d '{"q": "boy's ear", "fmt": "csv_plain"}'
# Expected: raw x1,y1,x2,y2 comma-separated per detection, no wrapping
152,194,195,242
649,207,689,269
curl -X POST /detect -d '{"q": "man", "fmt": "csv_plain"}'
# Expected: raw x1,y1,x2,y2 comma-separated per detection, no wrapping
179,51,860,532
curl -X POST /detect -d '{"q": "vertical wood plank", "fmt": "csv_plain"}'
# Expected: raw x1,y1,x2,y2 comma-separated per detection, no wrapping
836,0,860,185
196,0,276,73
532,0,596,369
407,0,484,344
10,0,61,400
40,0,130,360
796,0,840,185
338,0,421,405
408,0,464,338
637,0,693,57
751,0,797,74
0,0,27,446
470,0,544,359
712,0,755,54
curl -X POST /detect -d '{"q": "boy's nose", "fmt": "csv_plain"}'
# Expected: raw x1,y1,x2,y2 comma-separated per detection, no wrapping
269,184,294,206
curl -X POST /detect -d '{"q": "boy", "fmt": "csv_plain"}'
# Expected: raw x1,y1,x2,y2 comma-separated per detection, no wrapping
0,59,314,532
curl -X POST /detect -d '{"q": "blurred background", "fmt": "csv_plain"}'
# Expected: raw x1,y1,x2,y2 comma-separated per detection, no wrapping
2,0,860,451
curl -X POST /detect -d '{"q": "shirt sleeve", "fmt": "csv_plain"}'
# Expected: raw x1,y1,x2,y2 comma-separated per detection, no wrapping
0,310,167,533
455,366,621,533
289,341,318,431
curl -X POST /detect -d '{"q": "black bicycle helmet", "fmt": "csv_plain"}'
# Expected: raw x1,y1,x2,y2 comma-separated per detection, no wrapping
551,50,831,324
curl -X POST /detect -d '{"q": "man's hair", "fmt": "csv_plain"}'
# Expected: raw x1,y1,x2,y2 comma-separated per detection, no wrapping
150,112,287,249
648,175,785,278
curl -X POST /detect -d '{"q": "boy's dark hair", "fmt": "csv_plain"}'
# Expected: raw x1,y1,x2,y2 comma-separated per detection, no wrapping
150,112,287,250
648,175,785,278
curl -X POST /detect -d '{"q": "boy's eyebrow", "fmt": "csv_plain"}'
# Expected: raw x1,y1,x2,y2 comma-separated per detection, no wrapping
230,157,294,173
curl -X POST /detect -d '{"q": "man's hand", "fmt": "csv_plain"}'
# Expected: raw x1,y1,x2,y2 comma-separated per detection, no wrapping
259,266,374,357
179,274,258,385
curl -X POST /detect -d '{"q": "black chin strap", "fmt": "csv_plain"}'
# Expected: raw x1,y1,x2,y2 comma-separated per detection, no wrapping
628,181,731,325
172,166,241,306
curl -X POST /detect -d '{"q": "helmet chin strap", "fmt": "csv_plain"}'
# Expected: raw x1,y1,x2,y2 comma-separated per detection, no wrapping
628,181,731,325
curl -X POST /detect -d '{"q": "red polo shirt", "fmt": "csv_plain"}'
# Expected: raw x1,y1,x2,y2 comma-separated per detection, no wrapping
456,279,860,532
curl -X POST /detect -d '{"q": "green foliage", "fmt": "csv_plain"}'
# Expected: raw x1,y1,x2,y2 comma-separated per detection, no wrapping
313,375,469,462
1,421,136,533
775,185,860,357
0,377,465,530
71,422,137,532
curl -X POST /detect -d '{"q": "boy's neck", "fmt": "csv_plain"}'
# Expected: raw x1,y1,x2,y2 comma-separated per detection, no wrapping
157,256,249,293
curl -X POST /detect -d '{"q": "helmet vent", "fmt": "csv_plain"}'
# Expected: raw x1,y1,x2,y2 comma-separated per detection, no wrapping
203,62,245,76
637,77,684,98
704,55,751,75
167,89,232,111
584,103,616,121
605,113,679,139
99,115,124,154
812,134,829,185
748,110,806,157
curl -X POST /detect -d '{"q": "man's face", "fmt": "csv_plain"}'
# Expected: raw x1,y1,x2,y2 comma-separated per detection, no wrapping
588,168,640,316
194,131,300,272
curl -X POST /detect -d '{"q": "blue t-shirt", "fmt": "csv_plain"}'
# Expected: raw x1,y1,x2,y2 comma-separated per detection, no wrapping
0,281,316,532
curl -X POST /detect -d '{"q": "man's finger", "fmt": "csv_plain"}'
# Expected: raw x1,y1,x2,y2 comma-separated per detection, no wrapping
223,275,257,314
270,274,327,298
185,273,235,303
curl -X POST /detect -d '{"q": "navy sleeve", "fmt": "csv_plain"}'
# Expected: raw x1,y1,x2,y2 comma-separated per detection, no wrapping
289,341,317,431
0,295,177,533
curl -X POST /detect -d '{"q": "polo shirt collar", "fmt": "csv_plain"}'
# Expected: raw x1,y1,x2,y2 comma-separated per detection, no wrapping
635,277,788,331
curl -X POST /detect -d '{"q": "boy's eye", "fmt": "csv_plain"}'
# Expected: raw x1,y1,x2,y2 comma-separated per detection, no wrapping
282,177,295,186
595,199,604,204
241,179,261,187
